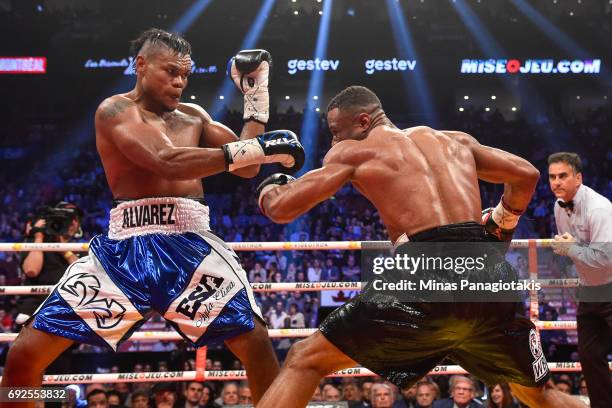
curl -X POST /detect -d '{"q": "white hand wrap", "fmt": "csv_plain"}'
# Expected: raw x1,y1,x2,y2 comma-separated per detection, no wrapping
223,139,264,171
491,200,521,230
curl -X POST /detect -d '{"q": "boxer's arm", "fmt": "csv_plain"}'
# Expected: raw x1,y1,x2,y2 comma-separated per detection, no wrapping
452,131,540,211
260,147,355,223
183,103,261,178
96,97,227,180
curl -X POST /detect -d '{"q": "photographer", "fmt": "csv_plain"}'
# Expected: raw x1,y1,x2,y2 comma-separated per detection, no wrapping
17,201,83,324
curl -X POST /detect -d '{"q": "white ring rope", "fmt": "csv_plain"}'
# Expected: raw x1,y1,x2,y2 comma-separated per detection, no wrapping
0,362,608,385
0,278,580,296
0,239,555,253
0,320,578,344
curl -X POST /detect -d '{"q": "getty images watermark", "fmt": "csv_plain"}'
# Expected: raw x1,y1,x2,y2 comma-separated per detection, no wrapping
361,242,541,302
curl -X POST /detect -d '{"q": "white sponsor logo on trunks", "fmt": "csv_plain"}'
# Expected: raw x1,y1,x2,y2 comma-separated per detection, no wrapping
164,235,256,343
57,253,143,350
529,329,549,382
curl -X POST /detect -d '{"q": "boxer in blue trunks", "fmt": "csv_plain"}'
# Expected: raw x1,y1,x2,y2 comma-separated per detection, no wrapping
1,28,304,407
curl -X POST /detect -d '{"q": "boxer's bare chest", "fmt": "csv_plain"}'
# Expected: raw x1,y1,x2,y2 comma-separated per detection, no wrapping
141,108,202,147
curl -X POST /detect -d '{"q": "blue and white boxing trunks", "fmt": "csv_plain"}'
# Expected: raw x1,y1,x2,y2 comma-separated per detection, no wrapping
31,197,264,351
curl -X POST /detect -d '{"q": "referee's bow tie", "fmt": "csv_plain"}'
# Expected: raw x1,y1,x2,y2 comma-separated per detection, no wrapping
558,200,574,211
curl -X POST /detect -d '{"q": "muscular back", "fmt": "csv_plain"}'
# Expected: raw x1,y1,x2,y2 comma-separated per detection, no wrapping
341,126,482,240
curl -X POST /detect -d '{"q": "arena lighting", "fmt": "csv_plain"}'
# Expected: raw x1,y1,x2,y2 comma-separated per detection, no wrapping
210,0,276,120
285,95,290,100
509,0,611,85
464,95,469,100
485,107,490,111
459,107,464,112
491,95,496,100
451,0,558,131
512,106,517,111
385,0,438,126
298,0,334,174
171,0,214,33
190,95,196,100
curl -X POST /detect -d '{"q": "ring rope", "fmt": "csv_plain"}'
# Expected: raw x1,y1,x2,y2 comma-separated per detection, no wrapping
0,239,555,253
0,320,579,344
0,362,608,385
0,278,580,296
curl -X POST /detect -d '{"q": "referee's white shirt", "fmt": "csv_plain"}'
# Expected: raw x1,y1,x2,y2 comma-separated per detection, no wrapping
554,184,612,286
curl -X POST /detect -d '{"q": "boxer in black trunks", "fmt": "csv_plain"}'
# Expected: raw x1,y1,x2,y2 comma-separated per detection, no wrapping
255,86,587,407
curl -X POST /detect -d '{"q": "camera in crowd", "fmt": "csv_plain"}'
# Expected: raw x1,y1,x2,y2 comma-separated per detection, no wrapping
28,201,84,238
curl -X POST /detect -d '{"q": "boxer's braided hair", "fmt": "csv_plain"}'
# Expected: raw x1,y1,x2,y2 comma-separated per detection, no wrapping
130,28,191,66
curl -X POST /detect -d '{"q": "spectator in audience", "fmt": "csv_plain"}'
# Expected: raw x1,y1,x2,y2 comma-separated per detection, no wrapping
342,380,361,404
152,383,177,408
307,259,323,282
397,383,417,408
311,385,322,402
107,390,123,408
322,384,342,401
287,291,307,312
287,303,305,329
432,376,481,408
487,384,517,408
16,202,82,325
267,301,288,329
370,383,395,408
131,390,151,408
221,382,239,406
286,262,297,282
183,382,204,408
414,381,439,408
238,382,252,405
87,389,108,408
341,255,360,282
322,257,340,281
65,384,87,408
577,377,588,397
199,383,220,408
248,262,267,283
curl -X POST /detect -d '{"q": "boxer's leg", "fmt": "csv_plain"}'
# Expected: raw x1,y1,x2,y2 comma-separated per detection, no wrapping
510,383,588,408
256,331,356,408
224,318,280,404
1,322,74,408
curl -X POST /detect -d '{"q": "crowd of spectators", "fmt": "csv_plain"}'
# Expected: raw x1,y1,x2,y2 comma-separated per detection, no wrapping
66,372,592,407
0,107,609,406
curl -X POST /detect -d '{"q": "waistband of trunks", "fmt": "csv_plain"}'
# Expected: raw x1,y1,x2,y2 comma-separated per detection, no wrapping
108,197,210,240
393,221,488,248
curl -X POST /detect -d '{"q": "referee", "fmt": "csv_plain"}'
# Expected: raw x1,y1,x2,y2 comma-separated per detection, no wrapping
548,152,612,408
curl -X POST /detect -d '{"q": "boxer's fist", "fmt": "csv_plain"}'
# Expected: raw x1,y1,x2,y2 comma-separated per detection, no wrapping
482,207,516,242
228,49,271,124
222,130,305,172
257,173,296,214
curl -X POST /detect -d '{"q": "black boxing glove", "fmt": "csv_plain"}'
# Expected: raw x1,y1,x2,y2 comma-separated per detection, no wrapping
257,173,296,215
228,49,272,124
221,130,305,172
482,196,523,242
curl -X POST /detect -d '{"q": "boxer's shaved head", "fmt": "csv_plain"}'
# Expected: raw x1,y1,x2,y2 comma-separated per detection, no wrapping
130,28,191,61
327,86,382,115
